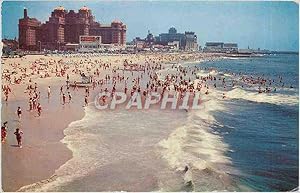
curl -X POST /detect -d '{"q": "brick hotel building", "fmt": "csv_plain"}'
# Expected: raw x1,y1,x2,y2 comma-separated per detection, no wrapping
19,6,126,51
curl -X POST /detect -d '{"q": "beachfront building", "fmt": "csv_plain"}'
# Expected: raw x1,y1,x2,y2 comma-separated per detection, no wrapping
204,42,238,53
2,38,19,51
77,35,124,52
223,43,238,53
157,27,186,49
18,8,41,50
204,42,224,52
18,6,127,51
145,30,156,45
89,19,126,46
78,35,101,52
184,32,198,51
133,28,198,51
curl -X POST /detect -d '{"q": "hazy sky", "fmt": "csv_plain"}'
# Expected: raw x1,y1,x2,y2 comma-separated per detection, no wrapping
2,1,299,51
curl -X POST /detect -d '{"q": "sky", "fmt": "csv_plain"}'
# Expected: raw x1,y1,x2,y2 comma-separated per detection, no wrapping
1,1,299,51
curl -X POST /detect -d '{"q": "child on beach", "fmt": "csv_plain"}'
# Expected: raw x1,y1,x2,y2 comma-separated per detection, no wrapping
17,107,22,119
14,128,23,148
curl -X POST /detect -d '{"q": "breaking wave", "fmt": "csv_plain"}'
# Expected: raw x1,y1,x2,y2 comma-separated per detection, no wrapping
226,87,298,106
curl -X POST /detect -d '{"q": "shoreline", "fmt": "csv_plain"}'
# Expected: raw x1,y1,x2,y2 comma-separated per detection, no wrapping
1,53,224,192
3,52,296,191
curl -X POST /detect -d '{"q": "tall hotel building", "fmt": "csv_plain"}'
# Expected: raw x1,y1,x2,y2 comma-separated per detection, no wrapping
19,6,127,50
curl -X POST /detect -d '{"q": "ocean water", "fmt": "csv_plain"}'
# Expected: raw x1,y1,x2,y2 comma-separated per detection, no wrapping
199,54,299,191
19,54,298,192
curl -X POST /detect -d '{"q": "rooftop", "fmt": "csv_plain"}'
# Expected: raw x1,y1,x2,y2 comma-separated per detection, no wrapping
80,6,90,11
112,19,122,24
54,6,65,11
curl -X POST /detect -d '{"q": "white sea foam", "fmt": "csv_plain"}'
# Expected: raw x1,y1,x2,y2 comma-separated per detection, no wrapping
226,87,299,106
157,87,239,192
196,69,219,78
18,107,114,191
18,107,189,192
196,70,210,77
223,73,233,77
209,69,218,76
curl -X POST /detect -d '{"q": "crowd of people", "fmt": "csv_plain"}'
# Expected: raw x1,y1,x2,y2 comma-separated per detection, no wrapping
1,52,292,148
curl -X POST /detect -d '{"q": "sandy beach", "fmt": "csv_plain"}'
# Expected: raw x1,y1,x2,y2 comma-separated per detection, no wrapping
2,1,298,191
1,70,85,191
1,52,222,191
2,52,298,192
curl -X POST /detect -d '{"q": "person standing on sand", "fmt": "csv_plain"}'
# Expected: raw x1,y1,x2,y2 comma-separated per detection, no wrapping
4,89,9,102
62,93,66,105
37,103,42,116
28,98,33,111
17,107,22,119
32,97,37,109
85,86,90,96
84,95,88,107
47,86,51,98
68,92,72,103
60,86,63,95
14,128,23,148
1,122,8,143
73,81,78,91
66,74,70,86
